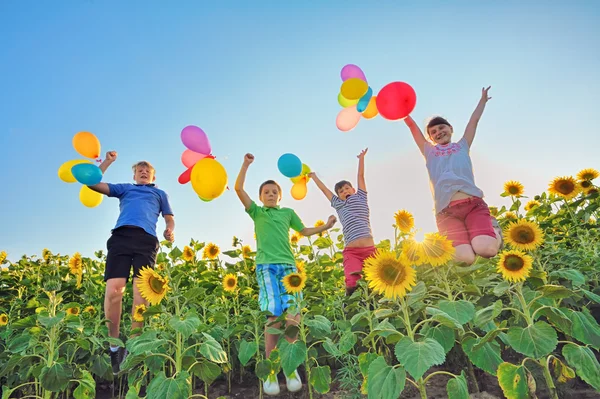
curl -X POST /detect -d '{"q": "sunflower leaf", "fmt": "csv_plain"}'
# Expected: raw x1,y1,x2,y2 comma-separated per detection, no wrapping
423,324,455,354
394,337,445,380
446,371,469,399
279,339,307,376
40,363,71,392
549,269,585,286
539,285,574,299
462,336,503,376
169,315,200,339
72,369,96,399
237,340,258,367
506,321,557,358
126,331,167,355
255,359,272,381
147,371,189,399
304,315,331,339
497,362,529,399
190,361,221,384
426,307,464,331
367,356,406,399
473,300,503,328
535,307,572,334
199,333,228,363
562,344,600,390
438,300,475,325
569,309,600,349
309,365,332,394
582,289,600,304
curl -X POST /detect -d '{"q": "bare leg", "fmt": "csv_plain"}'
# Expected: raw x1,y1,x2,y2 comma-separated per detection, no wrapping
471,236,499,259
454,244,476,265
104,278,127,345
265,316,280,359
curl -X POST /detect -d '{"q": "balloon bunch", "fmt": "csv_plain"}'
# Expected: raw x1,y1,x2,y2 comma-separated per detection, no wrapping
57,132,104,208
336,64,417,132
177,125,228,202
277,153,311,200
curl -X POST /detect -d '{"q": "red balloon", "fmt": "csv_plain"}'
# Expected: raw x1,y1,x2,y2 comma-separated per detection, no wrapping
178,166,193,184
376,82,417,121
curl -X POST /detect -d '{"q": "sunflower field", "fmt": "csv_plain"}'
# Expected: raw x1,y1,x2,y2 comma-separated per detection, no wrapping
1,170,600,399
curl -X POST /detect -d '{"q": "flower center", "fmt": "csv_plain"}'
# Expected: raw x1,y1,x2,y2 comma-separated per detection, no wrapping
557,181,575,194
289,275,302,287
378,260,405,285
149,276,166,294
503,255,524,271
512,227,534,244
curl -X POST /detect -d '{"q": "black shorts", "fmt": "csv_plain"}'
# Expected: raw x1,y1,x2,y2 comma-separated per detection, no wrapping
104,226,159,282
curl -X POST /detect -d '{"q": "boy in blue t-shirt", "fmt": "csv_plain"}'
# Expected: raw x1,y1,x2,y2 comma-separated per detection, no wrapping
88,151,175,375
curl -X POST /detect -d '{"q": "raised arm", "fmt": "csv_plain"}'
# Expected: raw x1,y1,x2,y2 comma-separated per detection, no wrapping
357,148,367,191
163,214,175,242
463,86,491,147
300,215,337,236
403,116,427,155
235,153,254,210
87,151,117,195
307,172,334,202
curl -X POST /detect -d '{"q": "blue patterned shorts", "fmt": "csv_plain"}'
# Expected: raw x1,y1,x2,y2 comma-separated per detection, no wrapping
256,263,302,317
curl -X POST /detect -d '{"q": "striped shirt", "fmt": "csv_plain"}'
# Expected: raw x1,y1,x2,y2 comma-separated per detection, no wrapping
331,188,373,245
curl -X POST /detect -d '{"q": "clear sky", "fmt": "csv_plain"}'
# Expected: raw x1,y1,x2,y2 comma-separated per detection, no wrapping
1,1,599,261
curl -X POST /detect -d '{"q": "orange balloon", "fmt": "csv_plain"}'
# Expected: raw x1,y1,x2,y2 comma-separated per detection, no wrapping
73,132,101,159
291,181,307,200
362,96,379,119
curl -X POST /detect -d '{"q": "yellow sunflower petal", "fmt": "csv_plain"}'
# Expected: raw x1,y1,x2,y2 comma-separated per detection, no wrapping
548,176,581,200
223,273,238,292
394,210,415,234
363,250,417,299
421,232,455,267
203,243,221,260
503,180,524,197
182,246,195,262
497,250,533,282
136,267,169,305
282,272,306,294
0,313,9,326
576,168,599,182
133,304,147,322
503,220,544,251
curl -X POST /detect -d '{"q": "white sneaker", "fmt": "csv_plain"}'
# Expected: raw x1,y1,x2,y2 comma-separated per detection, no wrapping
263,373,280,396
285,369,302,393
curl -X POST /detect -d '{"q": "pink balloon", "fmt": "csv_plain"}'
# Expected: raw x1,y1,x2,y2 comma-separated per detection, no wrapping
181,149,207,168
181,125,211,154
336,106,361,132
341,64,367,82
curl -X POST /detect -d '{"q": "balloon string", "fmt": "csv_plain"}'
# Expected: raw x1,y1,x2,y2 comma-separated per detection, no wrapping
96,158,102,163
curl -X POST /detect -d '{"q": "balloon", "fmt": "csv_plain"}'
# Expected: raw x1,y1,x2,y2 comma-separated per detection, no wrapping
340,78,369,100
181,149,208,168
277,153,302,178
190,158,228,200
58,159,93,183
362,96,379,119
181,125,211,155
291,180,308,200
356,87,373,113
336,106,361,132
178,166,193,184
198,196,213,202
72,132,101,159
71,163,103,185
376,82,417,121
337,92,359,108
340,64,367,82
79,185,103,208
290,164,311,184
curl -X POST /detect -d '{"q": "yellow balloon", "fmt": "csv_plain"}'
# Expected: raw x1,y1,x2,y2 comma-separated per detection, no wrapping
79,185,103,208
340,78,368,100
338,92,359,108
291,181,308,200
58,159,93,183
290,164,311,184
73,131,101,159
362,95,379,119
190,158,228,200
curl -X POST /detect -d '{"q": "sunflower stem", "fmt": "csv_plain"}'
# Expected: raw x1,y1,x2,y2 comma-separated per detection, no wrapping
514,284,533,325
399,296,414,340
417,378,428,399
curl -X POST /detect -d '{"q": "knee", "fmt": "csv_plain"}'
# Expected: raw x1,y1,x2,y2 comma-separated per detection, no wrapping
107,284,125,300
476,246,499,259
456,252,476,265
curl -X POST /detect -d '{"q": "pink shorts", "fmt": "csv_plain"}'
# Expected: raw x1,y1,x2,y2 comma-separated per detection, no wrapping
343,246,377,288
435,197,495,247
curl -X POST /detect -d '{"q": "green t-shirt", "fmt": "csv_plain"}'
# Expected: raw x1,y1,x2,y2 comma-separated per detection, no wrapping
246,201,305,265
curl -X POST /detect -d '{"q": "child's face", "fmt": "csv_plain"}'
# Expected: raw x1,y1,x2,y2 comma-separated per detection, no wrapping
260,184,281,207
134,165,156,185
337,184,356,201
428,124,453,145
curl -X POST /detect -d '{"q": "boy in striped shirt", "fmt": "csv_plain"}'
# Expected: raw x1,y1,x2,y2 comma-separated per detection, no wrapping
309,148,375,296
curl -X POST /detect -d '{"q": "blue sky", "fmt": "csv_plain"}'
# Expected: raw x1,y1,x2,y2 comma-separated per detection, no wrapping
1,1,599,261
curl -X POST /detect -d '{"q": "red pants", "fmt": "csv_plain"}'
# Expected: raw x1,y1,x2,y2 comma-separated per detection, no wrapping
435,197,495,246
343,246,377,288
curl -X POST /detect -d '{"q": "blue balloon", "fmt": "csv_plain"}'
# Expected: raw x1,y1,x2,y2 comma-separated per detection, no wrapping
277,153,302,178
71,163,103,185
356,86,373,113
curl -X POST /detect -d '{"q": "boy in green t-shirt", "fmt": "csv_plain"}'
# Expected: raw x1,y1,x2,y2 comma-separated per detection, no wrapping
235,153,336,396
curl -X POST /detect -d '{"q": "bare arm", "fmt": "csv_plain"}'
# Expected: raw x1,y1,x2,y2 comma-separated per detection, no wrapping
87,151,117,195
163,214,175,242
307,172,334,202
357,148,367,191
235,153,254,210
463,86,491,147
300,215,337,236
403,116,427,155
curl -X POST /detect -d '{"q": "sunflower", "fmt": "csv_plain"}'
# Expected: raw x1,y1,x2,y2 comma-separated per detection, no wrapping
242,245,252,258
182,246,195,262
282,272,306,294
524,200,540,211
502,211,518,220
586,187,599,196
290,231,303,246
133,304,147,322
548,176,581,200
136,267,170,305
400,239,426,266
42,248,51,262
295,260,305,275
577,168,599,182
0,251,7,264
394,210,414,234
503,180,524,197
421,232,455,267
223,273,238,292
314,220,325,236
83,306,95,315
497,250,533,282
66,306,80,316
69,252,82,274
232,236,240,247
0,314,8,326
203,243,221,260
503,220,544,251
363,250,416,299
488,206,499,217
589,217,596,225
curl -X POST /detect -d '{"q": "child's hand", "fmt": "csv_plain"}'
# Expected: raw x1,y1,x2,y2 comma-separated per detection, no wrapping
243,153,255,165
325,215,337,229
307,172,316,179
105,151,118,162
481,86,492,103
357,148,368,159
163,228,175,243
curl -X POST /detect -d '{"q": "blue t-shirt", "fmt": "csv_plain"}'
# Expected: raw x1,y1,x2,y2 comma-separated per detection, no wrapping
107,183,174,238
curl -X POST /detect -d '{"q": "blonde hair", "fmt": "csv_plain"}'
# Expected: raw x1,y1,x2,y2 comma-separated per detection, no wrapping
132,161,155,173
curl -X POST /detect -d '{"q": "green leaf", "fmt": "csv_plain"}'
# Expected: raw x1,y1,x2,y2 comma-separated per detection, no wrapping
255,359,272,380
238,340,258,367
40,363,71,392
90,355,110,378
168,247,183,261
313,237,333,249
447,371,469,399
73,369,96,399
497,362,529,399
8,334,32,353
350,310,369,325
536,307,572,334
539,285,574,299
169,314,200,339
473,300,503,328
426,307,464,331
569,310,600,349
406,281,427,306
423,324,455,354
358,352,379,377
549,269,585,286
493,281,511,296
462,336,503,376
338,330,358,354
438,300,475,325
126,331,167,354
304,315,331,339
395,337,445,380
11,315,37,329
191,361,221,385
279,339,307,376
199,333,228,363
367,356,406,399
323,338,342,357
38,312,65,328
506,321,557,358
309,365,331,394
147,371,189,399
562,344,600,390
582,289,600,304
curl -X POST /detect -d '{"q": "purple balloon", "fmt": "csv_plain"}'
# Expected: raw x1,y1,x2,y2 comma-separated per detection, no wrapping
181,125,211,155
340,64,367,82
